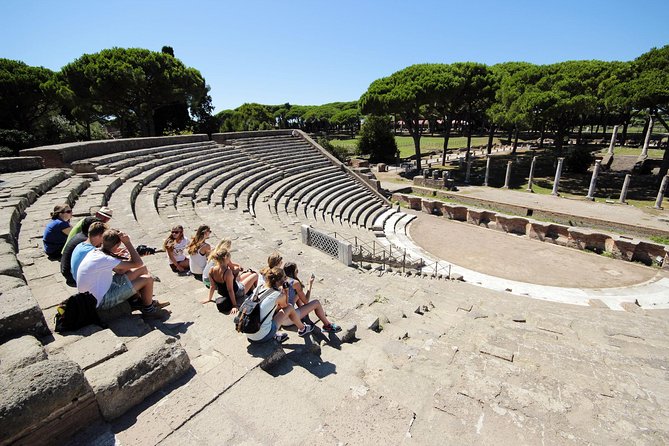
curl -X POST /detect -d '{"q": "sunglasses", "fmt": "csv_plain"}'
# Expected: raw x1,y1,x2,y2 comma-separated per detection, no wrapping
171,230,182,234
61,209,72,214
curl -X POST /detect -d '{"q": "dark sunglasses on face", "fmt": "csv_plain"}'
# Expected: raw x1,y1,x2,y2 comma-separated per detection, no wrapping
172,230,182,234
61,209,72,214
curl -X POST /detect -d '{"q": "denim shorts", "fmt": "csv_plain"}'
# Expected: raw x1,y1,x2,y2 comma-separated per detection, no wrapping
249,321,278,344
100,274,135,310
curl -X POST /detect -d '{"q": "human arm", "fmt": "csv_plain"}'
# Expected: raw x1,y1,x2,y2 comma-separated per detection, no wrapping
166,246,185,271
112,233,144,273
294,276,314,306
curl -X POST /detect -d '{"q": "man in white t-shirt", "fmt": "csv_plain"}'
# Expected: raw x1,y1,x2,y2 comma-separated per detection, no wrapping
77,229,170,319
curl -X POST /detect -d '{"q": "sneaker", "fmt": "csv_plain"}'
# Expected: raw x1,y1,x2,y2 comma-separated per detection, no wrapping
177,270,191,277
298,323,314,337
322,323,342,333
130,299,170,310
274,333,289,344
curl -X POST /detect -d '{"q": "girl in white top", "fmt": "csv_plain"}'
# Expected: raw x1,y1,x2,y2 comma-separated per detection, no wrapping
187,224,211,280
164,225,190,274
247,267,313,343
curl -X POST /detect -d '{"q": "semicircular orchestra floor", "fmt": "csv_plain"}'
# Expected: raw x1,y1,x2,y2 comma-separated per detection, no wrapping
409,214,662,289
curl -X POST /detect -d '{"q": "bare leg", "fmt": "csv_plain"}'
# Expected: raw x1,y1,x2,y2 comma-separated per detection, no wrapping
131,275,154,305
240,272,258,293
126,265,148,281
274,306,305,330
298,300,331,326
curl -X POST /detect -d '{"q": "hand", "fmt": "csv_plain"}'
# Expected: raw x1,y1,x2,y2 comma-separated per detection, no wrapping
119,231,131,245
309,275,315,285
176,264,185,272
230,307,238,315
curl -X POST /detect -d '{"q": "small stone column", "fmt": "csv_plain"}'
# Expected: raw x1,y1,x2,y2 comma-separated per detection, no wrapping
607,125,619,154
641,116,654,158
465,159,473,184
654,175,669,210
551,158,564,196
585,160,602,201
619,174,631,204
503,161,513,189
483,155,491,187
527,156,537,192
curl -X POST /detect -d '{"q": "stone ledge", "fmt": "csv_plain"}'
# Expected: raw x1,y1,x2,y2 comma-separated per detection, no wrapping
0,359,94,445
0,284,49,342
84,330,190,420
0,335,47,374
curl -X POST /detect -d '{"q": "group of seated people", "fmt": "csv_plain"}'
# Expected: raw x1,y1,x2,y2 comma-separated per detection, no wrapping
45,204,169,319
45,208,341,343
162,223,342,343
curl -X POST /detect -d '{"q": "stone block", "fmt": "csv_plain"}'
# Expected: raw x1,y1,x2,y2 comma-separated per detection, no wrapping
605,237,638,261
0,285,49,342
0,335,47,374
421,199,437,214
61,329,128,371
0,359,95,445
494,215,529,236
632,241,667,266
544,224,570,246
85,330,190,420
567,228,609,252
466,209,496,227
0,239,21,278
407,196,422,210
442,203,467,221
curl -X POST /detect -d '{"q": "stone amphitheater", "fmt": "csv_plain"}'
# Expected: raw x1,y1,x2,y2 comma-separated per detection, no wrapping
1,130,668,445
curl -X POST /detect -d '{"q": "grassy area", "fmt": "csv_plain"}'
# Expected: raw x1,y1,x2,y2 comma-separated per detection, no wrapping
518,181,659,210
597,146,664,159
330,135,504,158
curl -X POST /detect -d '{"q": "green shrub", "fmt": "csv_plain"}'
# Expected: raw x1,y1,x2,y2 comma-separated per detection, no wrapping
318,136,349,162
357,116,397,164
0,146,15,157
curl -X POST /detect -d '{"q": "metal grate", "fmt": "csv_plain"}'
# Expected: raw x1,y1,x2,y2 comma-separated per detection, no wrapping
308,229,340,258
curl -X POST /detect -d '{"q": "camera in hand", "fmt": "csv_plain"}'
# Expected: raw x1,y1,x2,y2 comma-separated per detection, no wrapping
282,282,289,289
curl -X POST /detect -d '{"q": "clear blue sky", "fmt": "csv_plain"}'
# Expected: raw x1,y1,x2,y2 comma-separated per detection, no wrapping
2,0,668,112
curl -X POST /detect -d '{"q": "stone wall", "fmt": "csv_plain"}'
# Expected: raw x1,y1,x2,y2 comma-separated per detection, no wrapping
409,185,669,240
212,130,293,144
20,134,209,167
392,192,669,269
0,156,44,173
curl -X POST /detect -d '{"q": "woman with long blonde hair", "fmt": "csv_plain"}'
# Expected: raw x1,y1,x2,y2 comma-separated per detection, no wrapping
187,225,211,280
204,248,257,312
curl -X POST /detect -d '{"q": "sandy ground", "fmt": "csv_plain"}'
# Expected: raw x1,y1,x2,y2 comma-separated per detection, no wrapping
409,213,662,288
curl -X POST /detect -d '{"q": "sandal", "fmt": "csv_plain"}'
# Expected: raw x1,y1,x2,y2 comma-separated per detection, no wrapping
322,323,342,333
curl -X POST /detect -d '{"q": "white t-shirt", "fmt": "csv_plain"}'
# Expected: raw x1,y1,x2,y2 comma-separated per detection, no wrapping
246,287,281,342
169,237,189,264
76,249,122,306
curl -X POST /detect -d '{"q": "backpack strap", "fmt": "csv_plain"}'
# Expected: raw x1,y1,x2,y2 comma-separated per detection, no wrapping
256,288,277,326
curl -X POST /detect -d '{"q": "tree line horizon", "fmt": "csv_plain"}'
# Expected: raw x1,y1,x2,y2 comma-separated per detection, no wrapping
0,44,667,175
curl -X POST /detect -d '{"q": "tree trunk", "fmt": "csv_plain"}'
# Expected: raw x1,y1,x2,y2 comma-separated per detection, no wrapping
577,124,583,145
640,115,650,146
512,127,519,154
486,125,495,155
466,121,473,161
622,121,628,146
86,120,91,141
507,128,513,145
660,143,669,178
555,127,565,156
441,117,452,166
539,122,546,149
407,116,422,171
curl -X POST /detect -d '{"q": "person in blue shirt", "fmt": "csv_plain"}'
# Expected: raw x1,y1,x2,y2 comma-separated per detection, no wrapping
70,221,107,284
43,204,73,259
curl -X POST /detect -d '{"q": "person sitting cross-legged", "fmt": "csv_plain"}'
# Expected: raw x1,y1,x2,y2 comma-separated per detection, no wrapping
76,229,169,319
164,225,190,275
247,267,314,344
277,262,341,333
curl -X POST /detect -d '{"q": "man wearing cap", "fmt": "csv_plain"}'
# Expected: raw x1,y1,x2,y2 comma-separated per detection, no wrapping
62,206,113,253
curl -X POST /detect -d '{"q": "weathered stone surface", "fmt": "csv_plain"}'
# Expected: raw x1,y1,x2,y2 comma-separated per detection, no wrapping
605,237,638,261
495,215,529,236
0,335,47,374
85,330,190,420
0,239,21,278
0,285,49,342
467,208,496,227
61,328,128,371
480,344,514,362
443,203,468,221
0,359,92,444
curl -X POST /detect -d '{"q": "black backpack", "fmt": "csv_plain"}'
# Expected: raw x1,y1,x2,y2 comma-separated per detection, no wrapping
54,292,105,333
234,288,275,334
